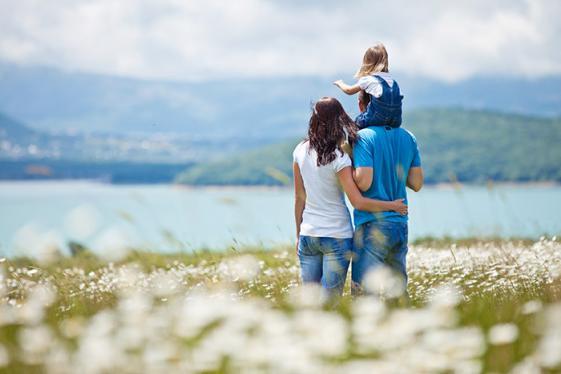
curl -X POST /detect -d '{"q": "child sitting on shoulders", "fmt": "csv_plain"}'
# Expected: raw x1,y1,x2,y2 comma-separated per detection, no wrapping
334,43,403,129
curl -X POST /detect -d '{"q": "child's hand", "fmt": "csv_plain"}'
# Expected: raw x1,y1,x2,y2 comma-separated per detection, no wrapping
333,80,360,95
333,80,344,88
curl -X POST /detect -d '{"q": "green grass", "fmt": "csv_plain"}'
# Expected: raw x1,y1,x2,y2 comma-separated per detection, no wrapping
1,238,560,372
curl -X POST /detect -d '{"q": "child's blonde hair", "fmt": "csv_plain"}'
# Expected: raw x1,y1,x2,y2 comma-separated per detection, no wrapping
354,43,389,78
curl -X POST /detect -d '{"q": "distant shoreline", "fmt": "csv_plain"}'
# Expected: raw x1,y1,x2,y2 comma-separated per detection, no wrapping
174,181,561,191
0,179,560,189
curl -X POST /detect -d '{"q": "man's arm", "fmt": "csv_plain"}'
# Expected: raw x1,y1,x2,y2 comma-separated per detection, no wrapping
353,167,373,192
407,167,424,192
353,128,375,191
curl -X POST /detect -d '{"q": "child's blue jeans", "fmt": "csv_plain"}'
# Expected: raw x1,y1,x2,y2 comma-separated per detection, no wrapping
298,236,352,298
356,75,403,129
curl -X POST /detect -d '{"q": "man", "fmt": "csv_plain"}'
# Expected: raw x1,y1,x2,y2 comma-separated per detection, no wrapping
352,90,423,294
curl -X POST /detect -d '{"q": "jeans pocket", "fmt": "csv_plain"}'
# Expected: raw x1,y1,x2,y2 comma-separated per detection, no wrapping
300,236,325,256
297,235,309,256
366,224,390,246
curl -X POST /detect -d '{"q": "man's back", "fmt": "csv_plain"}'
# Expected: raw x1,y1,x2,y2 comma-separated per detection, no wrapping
353,126,421,227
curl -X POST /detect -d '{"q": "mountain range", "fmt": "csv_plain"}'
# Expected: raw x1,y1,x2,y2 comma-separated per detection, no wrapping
2,62,561,184
176,109,561,185
1,63,561,143
0,112,194,182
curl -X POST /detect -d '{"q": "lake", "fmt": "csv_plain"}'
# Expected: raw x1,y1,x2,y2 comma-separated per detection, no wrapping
0,181,560,256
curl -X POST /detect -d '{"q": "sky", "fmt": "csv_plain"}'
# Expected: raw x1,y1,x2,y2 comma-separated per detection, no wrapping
0,0,560,82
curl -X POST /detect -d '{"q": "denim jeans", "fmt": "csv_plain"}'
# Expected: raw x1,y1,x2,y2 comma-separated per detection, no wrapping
355,76,403,129
298,236,352,298
351,221,408,294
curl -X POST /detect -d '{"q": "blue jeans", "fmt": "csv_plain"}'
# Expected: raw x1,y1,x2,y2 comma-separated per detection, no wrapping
355,76,403,129
351,221,408,293
298,236,352,298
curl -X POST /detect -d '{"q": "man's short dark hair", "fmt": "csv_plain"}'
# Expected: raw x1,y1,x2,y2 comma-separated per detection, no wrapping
358,90,370,106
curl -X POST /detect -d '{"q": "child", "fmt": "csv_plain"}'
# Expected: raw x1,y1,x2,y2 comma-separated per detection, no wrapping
334,43,403,129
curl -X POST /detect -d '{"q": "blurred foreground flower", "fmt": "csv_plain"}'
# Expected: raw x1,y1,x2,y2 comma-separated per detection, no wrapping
0,238,559,372
218,254,260,282
64,204,101,241
12,224,63,263
288,283,323,309
535,303,561,369
488,323,519,345
93,227,131,261
363,266,406,298
429,284,463,309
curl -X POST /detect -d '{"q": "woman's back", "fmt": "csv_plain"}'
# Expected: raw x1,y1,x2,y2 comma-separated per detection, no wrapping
293,141,353,239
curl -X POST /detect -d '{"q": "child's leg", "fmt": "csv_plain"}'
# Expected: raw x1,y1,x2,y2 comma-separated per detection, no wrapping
359,99,403,128
356,98,388,128
355,112,370,129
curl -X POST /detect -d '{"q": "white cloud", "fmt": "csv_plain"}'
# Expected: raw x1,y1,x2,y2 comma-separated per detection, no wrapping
0,0,559,82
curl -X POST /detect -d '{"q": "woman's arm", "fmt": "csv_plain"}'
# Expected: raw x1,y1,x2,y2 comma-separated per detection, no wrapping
353,167,373,192
338,166,407,215
293,162,306,249
333,80,362,95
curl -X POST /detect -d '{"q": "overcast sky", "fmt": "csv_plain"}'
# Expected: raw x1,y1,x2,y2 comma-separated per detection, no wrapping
1,0,559,82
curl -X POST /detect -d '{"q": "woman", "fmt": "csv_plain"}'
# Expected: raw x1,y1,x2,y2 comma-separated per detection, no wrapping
293,97,407,299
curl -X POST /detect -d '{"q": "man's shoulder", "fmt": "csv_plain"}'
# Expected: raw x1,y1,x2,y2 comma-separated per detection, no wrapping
397,127,418,142
358,127,378,139
358,127,418,145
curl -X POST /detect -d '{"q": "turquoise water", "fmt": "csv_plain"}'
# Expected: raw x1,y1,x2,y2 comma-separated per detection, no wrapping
0,181,560,255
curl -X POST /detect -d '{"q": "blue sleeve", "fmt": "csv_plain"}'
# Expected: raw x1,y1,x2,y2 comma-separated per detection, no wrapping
353,131,374,168
411,137,421,167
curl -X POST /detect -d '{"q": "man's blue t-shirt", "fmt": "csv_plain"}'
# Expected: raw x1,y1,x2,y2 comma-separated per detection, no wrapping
353,126,421,227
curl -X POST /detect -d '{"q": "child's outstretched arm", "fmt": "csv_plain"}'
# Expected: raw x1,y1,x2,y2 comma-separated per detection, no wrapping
333,80,361,95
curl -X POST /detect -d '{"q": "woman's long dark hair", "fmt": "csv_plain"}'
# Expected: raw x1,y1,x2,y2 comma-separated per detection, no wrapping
308,97,358,166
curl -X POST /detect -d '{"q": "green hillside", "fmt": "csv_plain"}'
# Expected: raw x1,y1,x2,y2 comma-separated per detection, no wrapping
175,109,561,185
176,141,297,186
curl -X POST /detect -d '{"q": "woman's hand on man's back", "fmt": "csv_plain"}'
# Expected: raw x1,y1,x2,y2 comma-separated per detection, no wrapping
391,199,408,215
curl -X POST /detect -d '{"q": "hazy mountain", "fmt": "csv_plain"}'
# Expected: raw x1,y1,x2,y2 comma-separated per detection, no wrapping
176,109,561,185
0,112,53,158
1,63,560,141
4,106,561,184
0,112,41,141
0,111,196,182
0,110,208,162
